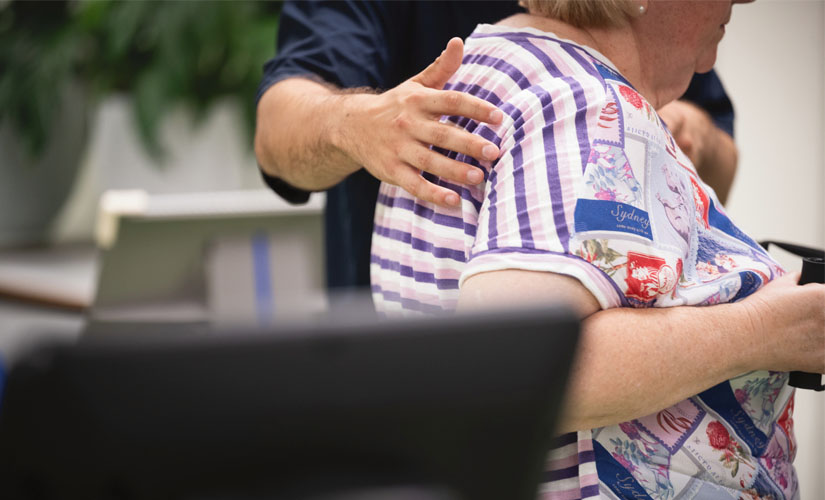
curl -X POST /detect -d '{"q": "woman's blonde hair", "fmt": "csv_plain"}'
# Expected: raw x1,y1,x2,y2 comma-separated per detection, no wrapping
518,0,634,28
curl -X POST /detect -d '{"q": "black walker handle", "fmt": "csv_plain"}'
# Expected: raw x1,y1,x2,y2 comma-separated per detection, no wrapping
760,241,824,391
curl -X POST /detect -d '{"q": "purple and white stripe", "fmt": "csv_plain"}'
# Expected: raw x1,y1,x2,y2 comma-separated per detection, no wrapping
371,24,619,498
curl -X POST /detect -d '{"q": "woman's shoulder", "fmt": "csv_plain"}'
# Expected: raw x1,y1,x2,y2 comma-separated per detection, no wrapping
465,24,614,99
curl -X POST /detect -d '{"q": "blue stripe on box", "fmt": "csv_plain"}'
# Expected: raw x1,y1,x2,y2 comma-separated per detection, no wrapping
252,233,273,326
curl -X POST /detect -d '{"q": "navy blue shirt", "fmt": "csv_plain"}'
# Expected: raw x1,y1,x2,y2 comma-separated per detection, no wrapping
258,0,735,292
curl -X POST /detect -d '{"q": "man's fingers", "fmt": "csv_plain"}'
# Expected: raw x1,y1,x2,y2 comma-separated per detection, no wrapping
399,143,485,186
677,134,695,159
414,121,499,164
395,165,462,207
413,37,464,90
423,89,503,126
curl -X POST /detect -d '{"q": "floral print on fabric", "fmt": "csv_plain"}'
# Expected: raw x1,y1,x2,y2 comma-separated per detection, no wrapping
585,144,643,207
706,421,757,479
610,421,676,499
580,64,794,499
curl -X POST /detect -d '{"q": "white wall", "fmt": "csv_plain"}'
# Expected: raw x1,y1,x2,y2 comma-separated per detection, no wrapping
53,97,263,242
715,0,824,495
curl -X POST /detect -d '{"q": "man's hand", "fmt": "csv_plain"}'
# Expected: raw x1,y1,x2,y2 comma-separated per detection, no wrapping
658,100,738,204
256,37,504,206
331,37,503,206
659,100,710,166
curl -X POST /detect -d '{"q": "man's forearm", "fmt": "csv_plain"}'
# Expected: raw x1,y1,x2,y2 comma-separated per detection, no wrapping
255,78,365,191
254,39,504,206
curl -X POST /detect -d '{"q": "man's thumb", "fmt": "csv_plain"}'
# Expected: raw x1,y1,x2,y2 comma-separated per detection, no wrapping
413,37,464,90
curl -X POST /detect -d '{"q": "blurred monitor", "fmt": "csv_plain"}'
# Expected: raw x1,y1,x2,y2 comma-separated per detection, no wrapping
0,307,579,500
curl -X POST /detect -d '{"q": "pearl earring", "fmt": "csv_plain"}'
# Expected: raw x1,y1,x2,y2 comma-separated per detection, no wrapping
638,4,646,15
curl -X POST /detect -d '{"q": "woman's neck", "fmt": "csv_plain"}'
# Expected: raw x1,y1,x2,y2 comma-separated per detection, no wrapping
496,13,682,109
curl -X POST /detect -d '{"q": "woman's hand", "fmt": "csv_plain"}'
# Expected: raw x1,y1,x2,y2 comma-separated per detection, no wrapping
740,271,825,374
331,37,503,207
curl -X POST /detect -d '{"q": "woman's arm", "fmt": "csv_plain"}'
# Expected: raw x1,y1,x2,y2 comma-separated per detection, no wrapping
458,270,825,433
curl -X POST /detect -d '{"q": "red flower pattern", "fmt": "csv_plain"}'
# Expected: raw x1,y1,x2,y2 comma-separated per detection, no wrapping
619,85,643,110
706,421,731,450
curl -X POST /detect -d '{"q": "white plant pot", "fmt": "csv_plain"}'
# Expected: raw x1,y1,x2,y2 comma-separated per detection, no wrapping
0,82,88,247
52,96,262,243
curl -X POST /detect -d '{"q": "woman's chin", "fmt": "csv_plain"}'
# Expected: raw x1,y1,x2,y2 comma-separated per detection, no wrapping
695,64,715,75
695,57,717,75
695,46,721,74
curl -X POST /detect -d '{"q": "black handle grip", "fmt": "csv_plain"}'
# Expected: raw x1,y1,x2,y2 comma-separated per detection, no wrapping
789,257,824,391
798,257,824,286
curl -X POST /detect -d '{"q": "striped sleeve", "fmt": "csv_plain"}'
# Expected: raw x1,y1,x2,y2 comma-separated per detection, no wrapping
460,75,623,310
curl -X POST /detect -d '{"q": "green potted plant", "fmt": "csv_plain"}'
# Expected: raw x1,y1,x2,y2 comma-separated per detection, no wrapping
0,0,282,246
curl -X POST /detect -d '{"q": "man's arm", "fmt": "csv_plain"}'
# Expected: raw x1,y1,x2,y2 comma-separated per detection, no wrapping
255,38,504,207
458,270,825,433
658,99,738,204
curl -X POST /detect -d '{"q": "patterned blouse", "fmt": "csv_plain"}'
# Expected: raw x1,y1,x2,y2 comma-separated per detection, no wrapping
371,25,795,499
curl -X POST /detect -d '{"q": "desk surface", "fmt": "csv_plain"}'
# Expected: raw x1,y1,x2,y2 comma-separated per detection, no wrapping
0,243,98,310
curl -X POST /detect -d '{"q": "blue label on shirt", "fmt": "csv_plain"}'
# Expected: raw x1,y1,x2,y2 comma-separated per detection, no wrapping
594,440,655,500
574,199,653,240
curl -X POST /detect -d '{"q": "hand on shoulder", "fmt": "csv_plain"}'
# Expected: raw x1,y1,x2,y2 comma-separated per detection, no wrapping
332,38,504,207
